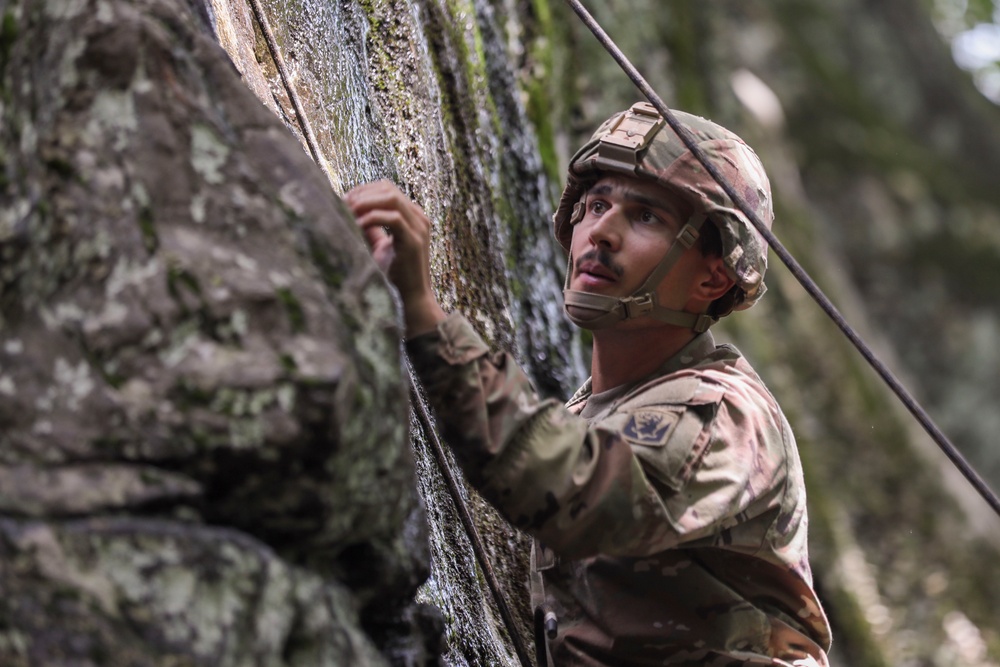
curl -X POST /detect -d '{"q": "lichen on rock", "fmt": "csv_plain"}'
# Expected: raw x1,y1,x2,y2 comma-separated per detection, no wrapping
0,0,437,663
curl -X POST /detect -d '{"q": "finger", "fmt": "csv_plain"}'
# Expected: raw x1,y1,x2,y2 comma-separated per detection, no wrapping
354,209,409,239
346,181,428,221
344,180,398,212
347,183,434,283
357,206,433,256
360,222,391,250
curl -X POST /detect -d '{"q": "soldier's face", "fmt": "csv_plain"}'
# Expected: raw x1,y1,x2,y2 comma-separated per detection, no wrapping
567,174,707,319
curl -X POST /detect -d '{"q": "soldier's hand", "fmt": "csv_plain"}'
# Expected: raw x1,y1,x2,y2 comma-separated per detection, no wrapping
345,180,446,337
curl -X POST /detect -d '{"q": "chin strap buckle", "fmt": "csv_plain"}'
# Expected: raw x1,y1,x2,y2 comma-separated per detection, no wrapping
623,295,718,333
622,293,655,319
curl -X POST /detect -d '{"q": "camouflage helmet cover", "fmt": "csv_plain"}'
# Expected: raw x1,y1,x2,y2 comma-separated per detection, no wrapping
553,103,774,312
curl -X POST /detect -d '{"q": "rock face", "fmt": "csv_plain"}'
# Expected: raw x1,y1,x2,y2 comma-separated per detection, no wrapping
0,0,436,664
203,0,582,664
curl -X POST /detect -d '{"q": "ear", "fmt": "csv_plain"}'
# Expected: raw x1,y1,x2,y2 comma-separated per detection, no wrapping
696,257,736,301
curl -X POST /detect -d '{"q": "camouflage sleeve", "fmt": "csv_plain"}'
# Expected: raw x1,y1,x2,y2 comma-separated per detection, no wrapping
407,314,780,560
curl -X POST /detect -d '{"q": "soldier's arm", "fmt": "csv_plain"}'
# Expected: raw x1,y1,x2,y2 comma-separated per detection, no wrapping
406,314,777,560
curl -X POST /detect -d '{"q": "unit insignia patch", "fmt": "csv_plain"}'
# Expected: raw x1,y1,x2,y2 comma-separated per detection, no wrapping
622,409,680,446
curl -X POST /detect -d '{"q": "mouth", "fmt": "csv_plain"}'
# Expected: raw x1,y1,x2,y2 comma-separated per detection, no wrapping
578,262,616,282
573,254,622,289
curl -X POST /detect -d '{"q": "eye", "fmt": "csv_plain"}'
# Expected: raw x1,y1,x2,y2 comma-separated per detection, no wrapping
639,210,662,225
589,200,608,215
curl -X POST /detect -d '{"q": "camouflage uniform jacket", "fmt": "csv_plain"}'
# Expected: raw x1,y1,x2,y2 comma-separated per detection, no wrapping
406,313,832,666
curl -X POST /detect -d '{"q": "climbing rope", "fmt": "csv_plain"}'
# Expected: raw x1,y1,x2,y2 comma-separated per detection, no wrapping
245,0,325,167
245,5,534,666
407,359,536,667
563,0,1000,519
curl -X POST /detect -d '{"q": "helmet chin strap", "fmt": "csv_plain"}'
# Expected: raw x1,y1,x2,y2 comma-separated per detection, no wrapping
562,214,717,334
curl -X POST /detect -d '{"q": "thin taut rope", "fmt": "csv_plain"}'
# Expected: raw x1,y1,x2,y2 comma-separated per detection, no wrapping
246,0,325,167
407,360,535,667
563,0,1000,519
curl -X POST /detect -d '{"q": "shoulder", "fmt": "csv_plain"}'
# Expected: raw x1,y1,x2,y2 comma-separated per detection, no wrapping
603,349,792,490
621,344,777,417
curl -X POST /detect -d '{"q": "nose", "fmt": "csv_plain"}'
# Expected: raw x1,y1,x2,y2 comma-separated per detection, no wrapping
587,205,623,251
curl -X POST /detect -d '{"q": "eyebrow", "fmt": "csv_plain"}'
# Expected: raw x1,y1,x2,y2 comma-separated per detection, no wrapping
589,183,679,216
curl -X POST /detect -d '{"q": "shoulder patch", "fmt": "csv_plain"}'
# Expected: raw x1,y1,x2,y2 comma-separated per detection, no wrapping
622,408,681,447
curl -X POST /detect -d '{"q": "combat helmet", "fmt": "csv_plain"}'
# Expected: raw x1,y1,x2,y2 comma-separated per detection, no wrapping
553,102,774,332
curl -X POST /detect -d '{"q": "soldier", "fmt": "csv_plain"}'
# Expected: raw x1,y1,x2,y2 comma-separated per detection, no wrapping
347,102,833,666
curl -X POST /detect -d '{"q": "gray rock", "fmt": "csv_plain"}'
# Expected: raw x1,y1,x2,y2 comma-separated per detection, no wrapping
0,0,435,663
